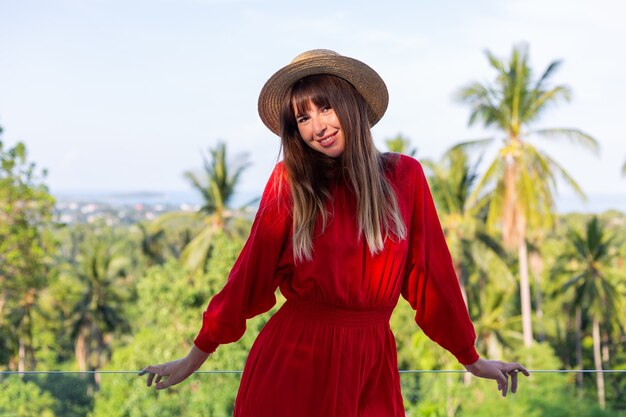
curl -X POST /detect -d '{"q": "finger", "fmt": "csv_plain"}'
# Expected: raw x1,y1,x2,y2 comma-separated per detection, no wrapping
500,373,508,397
156,375,178,391
519,365,530,377
155,375,163,385
510,370,518,393
146,372,155,387
509,362,530,377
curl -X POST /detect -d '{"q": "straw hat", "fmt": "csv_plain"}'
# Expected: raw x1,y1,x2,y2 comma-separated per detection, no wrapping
258,49,389,136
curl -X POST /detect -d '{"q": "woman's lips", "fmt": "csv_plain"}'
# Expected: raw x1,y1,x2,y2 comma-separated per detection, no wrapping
318,131,337,148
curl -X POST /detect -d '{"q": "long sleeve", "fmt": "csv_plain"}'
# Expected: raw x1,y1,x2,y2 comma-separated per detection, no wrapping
400,158,479,365
194,163,292,353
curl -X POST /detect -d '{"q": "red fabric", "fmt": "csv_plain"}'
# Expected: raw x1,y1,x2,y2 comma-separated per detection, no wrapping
194,154,479,416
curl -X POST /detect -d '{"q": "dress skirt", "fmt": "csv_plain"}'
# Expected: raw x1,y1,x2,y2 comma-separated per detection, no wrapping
233,299,405,417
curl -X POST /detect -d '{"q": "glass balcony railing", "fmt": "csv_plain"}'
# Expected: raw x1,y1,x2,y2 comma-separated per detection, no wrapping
0,369,623,417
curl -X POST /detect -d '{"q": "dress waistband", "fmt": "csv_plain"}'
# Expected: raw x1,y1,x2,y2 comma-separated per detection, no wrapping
280,299,394,327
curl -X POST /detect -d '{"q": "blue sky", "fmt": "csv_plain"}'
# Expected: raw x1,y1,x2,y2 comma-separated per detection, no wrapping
1,0,624,203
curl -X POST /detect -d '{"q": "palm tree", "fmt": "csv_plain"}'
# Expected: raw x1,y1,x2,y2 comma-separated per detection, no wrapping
165,141,252,272
456,43,600,347
184,141,251,227
66,231,130,389
553,216,624,409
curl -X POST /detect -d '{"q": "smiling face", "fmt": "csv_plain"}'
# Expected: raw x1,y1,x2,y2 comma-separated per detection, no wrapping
293,100,345,158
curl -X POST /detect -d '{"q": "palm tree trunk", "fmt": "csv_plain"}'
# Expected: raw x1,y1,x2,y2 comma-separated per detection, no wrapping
518,236,533,347
575,307,583,398
0,291,6,317
503,163,519,249
18,337,26,375
504,153,533,347
18,305,36,372
529,250,545,342
593,318,606,410
75,326,90,372
602,332,610,363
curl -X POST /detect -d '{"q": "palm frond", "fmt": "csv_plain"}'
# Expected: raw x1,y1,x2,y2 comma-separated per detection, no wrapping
534,60,564,90
466,155,502,208
530,128,600,155
534,148,588,200
445,138,495,156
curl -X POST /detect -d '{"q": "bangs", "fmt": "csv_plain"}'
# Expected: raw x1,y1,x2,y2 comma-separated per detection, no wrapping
290,75,334,118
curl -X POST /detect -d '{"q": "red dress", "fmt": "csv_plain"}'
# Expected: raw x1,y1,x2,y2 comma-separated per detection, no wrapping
194,154,479,417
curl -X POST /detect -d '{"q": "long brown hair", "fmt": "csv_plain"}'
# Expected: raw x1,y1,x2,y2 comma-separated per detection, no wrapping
279,74,406,262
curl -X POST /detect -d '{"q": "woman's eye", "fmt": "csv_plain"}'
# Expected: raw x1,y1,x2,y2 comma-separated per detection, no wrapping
296,116,309,124
321,106,331,113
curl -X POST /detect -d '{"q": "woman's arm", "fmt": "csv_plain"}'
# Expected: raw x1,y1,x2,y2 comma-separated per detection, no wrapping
400,157,529,394
401,157,479,365
193,162,292,353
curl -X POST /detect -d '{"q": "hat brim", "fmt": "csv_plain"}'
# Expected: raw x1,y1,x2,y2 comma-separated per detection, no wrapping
258,52,389,136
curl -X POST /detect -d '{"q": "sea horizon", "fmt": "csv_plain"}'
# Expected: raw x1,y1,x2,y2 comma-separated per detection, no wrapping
51,189,626,215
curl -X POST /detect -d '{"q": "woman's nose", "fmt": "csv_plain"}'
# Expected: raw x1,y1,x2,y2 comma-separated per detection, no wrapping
312,116,327,137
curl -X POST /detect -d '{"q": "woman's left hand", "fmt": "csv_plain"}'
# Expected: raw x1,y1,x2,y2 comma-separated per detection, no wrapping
464,358,529,397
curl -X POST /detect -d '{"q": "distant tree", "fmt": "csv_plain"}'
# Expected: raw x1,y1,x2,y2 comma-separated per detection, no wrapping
184,141,251,227
456,43,600,347
385,133,417,157
180,141,252,272
61,228,131,388
0,131,57,372
552,217,625,409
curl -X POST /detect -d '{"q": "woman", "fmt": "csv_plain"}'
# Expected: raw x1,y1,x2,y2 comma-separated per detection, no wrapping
141,49,529,416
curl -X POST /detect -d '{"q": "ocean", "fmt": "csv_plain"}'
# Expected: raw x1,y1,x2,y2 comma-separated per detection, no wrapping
52,190,625,214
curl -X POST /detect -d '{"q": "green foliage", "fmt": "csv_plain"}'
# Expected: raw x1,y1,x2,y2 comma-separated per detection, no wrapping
0,138,57,371
0,377,58,417
137,212,204,267
91,231,279,416
385,133,417,157
26,374,94,417
402,344,622,417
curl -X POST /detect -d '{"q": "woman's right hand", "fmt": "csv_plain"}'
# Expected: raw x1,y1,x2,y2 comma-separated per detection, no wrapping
139,345,210,390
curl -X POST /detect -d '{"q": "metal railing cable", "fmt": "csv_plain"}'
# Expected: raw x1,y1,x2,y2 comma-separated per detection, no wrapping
1,369,625,375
